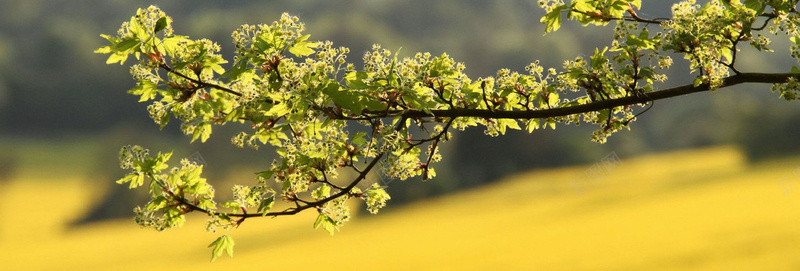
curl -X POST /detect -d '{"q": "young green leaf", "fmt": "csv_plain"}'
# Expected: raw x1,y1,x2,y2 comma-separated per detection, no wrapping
541,5,566,33
313,185,331,199
129,81,158,102
208,234,235,262
258,194,275,215
313,213,337,235
352,131,368,145
116,173,145,189
629,0,642,10
288,34,319,57
693,76,704,87
221,56,250,80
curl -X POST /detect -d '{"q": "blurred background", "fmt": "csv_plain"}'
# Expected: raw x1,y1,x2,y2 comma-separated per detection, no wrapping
2,0,800,269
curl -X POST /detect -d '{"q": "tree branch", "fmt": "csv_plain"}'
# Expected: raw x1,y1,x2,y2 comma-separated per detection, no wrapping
159,63,243,97
376,72,798,120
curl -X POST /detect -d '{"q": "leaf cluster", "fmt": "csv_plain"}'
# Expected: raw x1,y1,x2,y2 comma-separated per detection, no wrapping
98,2,800,261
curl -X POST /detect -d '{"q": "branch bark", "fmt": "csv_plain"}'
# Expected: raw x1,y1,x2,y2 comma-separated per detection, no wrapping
387,72,798,120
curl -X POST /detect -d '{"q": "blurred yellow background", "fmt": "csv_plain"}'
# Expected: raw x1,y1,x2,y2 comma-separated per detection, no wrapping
4,145,800,270
3,1,800,270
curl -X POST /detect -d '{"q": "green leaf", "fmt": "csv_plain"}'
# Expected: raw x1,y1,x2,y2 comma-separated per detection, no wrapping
105,52,130,65
98,34,119,43
265,103,290,117
693,76,704,87
135,150,170,175
403,88,434,114
427,53,458,77
128,13,148,39
114,39,140,53
132,173,145,188
222,201,241,210
191,122,213,143
146,196,168,210
541,5,567,33
116,173,145,189
313,213,337,235
500,119,521,131
744,0,766,14
154,17,168,33
158,105,172,129
623,29,655,50
313,213,325,228
344,71,375,90
572,0,593,13
352,131,368,145
545,119,556,130
194,101,214,119
208,234,235,262
313,185,331,199
258,194,275,215
590,47,608,68
288,34,319,57
115,173,135,185
629,0,642,10
197,198,216,210
161,35,189,57
224,235,235,258
129,80,158,102
223,107,244,123
256,170,274,180
221,56,250,80
721,49,733,64
94,45,112,54
322,82,384,114
526,119,541,133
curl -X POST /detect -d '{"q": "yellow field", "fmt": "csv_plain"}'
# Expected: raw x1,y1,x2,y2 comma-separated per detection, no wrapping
3,145,800,270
